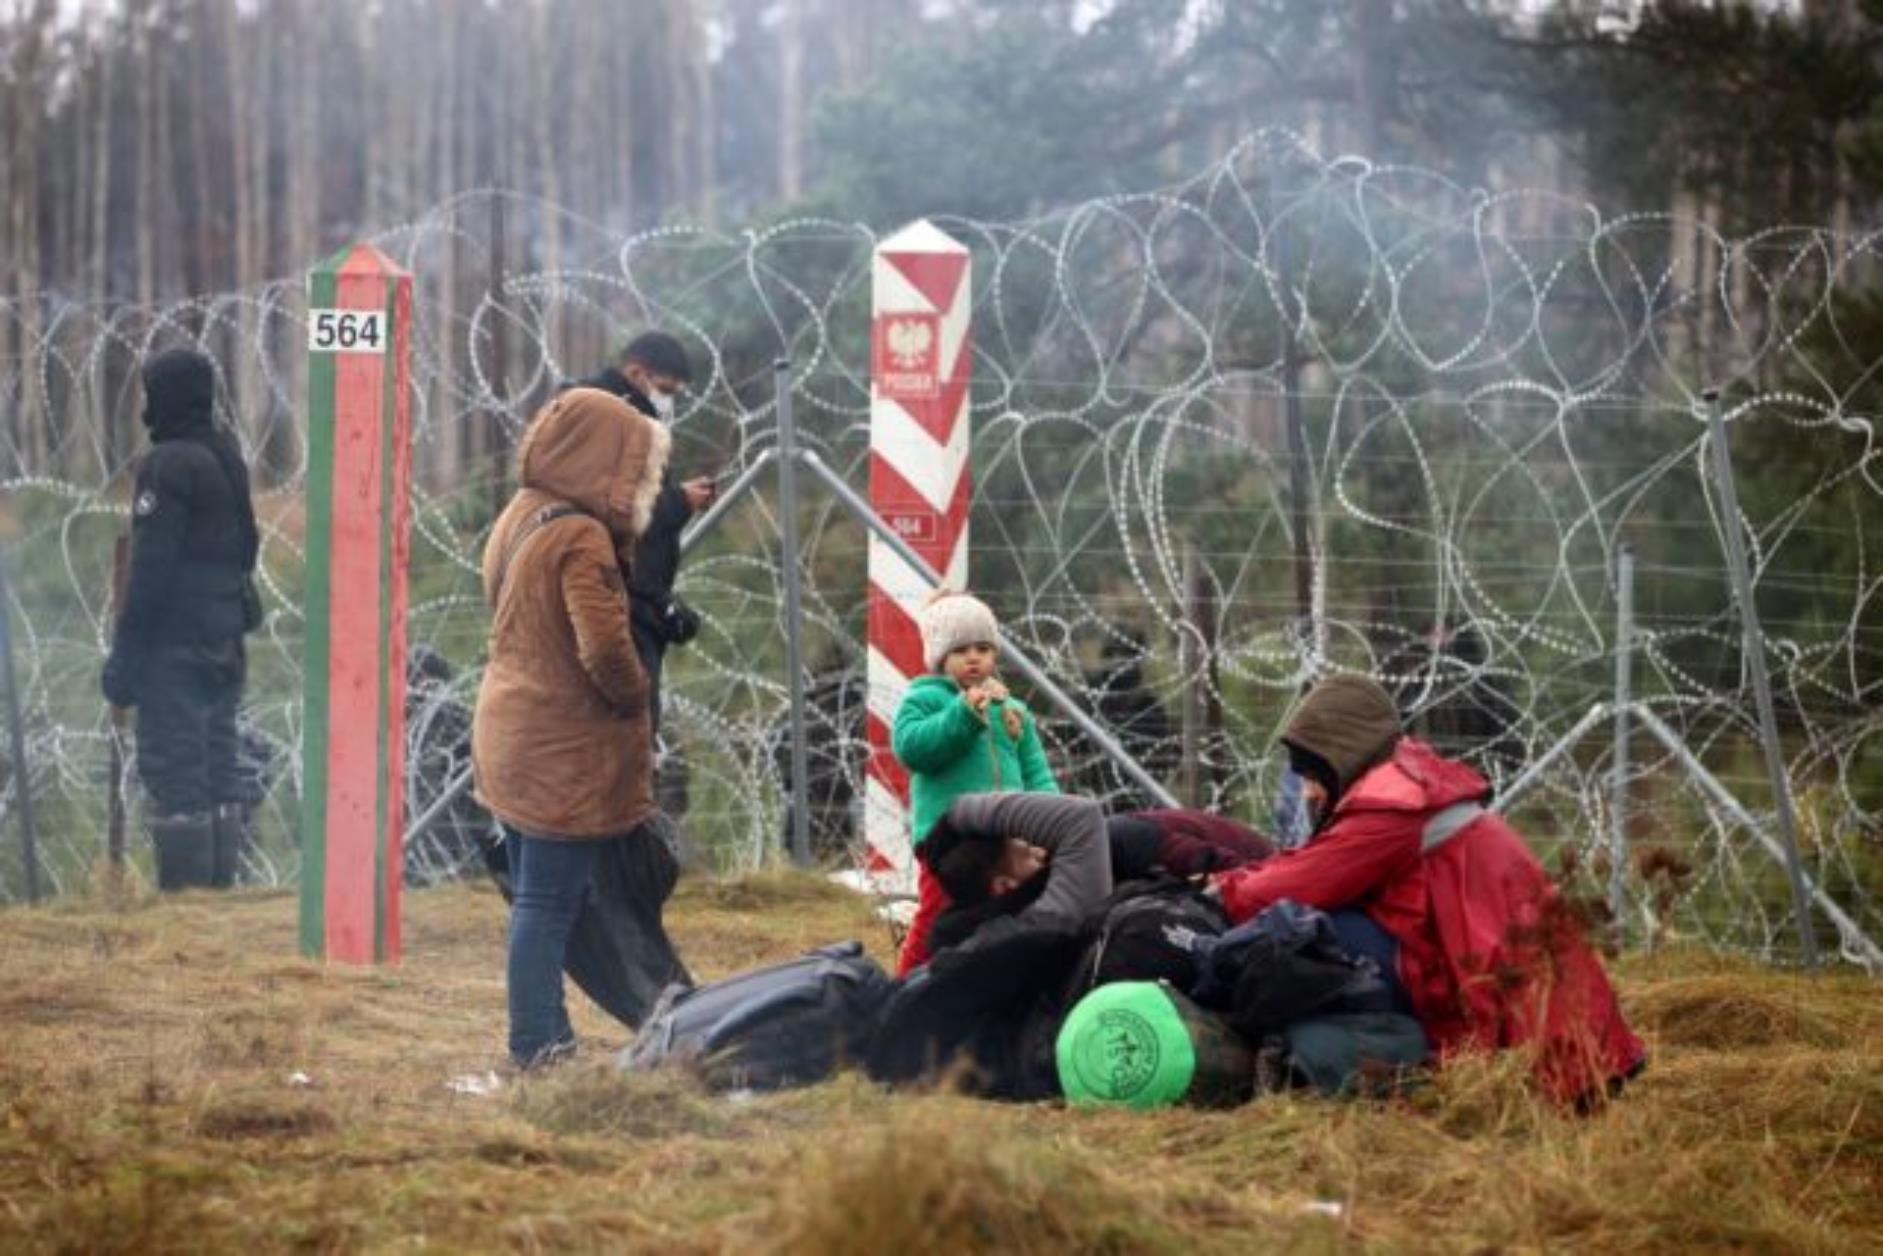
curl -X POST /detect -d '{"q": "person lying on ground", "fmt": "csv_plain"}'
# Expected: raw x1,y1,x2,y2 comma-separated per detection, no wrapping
923,805,1273,959
1205,675,1646,1104
892,591,1061,974
1105,808,1274,881
922,793,1110,955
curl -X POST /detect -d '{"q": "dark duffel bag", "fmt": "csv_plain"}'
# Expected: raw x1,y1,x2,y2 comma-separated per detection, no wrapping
621,941,895,1092
1073,879,1229,995
866,916,1089,1102
1192,899,1392,1039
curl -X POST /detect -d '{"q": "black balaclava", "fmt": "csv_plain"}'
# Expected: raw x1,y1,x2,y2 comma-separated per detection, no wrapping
138,348,261,573
1285,739,1342,810
141,349,218,441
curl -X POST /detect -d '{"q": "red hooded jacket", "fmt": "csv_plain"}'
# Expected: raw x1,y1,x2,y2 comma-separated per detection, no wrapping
1216,734,1645,1102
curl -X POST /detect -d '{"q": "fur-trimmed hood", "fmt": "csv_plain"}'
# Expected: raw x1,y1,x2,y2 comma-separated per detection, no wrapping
515,387,670,542
475,387,669,840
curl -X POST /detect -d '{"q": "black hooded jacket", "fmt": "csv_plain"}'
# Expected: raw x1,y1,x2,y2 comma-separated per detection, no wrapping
115,350,259,651
567,366,691,643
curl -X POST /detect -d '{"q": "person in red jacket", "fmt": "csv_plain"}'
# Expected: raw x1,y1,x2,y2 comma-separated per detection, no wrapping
1209,675,1645,1104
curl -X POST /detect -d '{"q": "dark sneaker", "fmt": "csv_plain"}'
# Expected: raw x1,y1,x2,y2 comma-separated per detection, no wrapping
513,1037,578,1074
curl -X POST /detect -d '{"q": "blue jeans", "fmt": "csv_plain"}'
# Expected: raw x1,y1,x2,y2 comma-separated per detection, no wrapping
505,827,602,1066
1328,908,1415,1016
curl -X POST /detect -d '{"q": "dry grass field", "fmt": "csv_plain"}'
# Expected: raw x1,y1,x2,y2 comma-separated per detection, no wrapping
1,870,1879,1253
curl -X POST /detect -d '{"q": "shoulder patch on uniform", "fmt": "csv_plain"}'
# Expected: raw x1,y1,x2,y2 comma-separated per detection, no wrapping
134,490,158,517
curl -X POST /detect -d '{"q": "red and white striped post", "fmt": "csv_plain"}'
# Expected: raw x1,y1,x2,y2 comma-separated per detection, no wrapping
299,244,413,964
865,221,972,883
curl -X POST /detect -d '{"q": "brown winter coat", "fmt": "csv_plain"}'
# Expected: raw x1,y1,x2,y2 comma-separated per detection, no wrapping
472,388,671,839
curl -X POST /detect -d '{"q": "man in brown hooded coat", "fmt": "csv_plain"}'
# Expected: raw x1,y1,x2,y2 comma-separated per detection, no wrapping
473,387,684,1068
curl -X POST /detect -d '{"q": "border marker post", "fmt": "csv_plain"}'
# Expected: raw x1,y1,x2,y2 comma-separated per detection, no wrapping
300,244,414,964
864,221,972,883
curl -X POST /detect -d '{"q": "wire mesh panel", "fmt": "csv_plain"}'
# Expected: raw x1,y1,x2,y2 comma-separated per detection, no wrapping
0,133,1876,967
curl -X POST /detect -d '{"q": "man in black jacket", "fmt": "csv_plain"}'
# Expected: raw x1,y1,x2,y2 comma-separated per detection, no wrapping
102,348,260,890
569,331,715,737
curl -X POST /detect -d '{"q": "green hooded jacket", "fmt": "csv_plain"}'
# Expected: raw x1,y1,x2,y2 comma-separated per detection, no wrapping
892,673,1060,843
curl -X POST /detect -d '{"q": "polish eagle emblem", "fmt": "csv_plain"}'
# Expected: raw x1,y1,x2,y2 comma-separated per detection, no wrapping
885,317,934,368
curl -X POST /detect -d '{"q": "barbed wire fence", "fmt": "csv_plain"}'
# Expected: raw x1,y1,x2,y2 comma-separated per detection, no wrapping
0,131,1877,968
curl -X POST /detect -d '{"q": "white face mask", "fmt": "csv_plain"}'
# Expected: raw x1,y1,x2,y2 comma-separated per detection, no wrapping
648,389,676,420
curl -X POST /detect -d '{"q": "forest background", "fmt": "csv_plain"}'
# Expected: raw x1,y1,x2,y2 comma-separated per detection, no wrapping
5,0,1882,478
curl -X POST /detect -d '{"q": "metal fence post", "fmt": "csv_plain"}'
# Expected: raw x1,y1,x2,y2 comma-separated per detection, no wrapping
1180,545,1202,807
1493,702,1610,813
1634,707,1881,971
0,551,40,903
774,359,813,866
1609,542,1634,936
797,449,1181,809
1703,388,1819,967
1272,147,1320,666
106,535,129,878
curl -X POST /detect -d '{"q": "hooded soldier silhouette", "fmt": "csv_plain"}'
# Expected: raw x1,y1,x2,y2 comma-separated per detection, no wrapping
102,348,261,890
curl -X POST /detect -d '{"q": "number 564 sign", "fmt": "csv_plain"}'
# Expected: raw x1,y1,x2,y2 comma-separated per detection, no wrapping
308,309,387,354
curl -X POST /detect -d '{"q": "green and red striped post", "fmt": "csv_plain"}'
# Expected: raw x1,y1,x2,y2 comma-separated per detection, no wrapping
300,244,413,964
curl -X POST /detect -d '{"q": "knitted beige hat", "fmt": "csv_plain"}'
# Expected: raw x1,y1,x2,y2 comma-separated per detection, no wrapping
918,590,1000,672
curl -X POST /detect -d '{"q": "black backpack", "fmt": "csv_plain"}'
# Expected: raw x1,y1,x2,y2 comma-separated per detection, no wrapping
1072,880,1229,995
620,942,895,1091
1191,900,1393,1039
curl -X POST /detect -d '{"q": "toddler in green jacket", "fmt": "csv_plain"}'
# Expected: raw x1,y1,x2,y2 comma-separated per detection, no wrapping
892,590,1060,972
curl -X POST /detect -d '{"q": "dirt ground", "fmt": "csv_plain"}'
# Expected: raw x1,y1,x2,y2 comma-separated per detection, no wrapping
2,871,1879,1253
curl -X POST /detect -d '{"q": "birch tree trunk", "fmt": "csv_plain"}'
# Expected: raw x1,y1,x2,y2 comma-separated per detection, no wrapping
10,0,58,472
446,2,475,486
215,0,262,446
529,0,564,368
0,20,11,481
152,17,178,313
778,0,804,201
280,0,319,478
666,3,693,213
181,3,213,297
617,14,635,224
696,0,718,228
567,0,607,373
132,0,157,315
87,23,118,473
